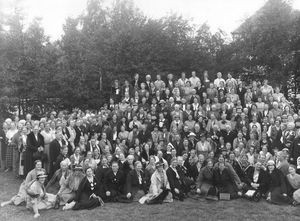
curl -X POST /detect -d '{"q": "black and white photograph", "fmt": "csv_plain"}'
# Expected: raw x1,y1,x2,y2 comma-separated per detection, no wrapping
0,0,300,220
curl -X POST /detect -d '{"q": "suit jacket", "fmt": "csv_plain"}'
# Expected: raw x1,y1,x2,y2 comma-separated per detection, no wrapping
27,132,44,153
99,139,112,153
49,139,66,174
237,87,246,106
196,165,214,189
74,126,84,146
245,167,269,194
166,167,182,191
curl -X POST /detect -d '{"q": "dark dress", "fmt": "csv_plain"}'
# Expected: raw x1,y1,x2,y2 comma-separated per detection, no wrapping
72,176,102,210
267,168,292,205
103,169,126,202
24,132,44,176
0,129,7,169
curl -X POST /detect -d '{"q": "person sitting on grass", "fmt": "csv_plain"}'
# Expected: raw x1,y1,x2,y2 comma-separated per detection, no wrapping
125,161,147,202
26,171,56,218
55,165,85,207
62,167,104,210
212,162,239,200
139,162,173,204
1,160,45,207
166,158,185,201
103,161,126,202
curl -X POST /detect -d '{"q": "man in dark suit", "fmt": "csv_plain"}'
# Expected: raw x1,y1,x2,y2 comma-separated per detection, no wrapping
222,125,237,146
132,73,142,90
137,124,151,144
103,161,126,202
49,130,65,176
25,125,44,176
144,74,152,91
74,120,84,146
237,82,247,107
166,158,185,201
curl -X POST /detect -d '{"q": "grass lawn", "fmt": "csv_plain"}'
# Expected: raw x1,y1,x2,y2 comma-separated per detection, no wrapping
0,172,299,221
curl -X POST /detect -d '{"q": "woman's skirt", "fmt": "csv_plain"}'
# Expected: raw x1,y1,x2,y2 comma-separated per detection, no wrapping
270,187,292,205
5,143,13,169
44,143,50,173
293,189,300,203
26,193,56,210
59,189,76,205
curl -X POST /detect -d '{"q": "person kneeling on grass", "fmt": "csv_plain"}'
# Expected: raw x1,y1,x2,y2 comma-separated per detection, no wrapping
62,167,104,210
211,162,239,200
26,171,56,218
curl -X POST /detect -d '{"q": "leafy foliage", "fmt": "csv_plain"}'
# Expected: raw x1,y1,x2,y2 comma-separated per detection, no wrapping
0,0,299,118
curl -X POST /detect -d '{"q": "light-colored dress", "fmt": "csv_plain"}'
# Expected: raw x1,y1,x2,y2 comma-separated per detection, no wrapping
8,168,45,205
139,170,173,204
41,130,55,173
26,180,56,210
57,171,85,205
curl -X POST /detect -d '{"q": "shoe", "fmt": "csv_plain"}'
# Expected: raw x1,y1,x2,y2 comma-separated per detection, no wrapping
34,213,40,219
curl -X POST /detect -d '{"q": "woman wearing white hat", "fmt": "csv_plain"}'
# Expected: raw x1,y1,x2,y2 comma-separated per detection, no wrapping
26,171,56,218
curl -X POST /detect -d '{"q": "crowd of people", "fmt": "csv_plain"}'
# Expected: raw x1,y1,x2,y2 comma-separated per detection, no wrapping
1,71,300,218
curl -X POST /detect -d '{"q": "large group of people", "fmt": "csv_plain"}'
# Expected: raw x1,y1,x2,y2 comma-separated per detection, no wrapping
1,71,300,218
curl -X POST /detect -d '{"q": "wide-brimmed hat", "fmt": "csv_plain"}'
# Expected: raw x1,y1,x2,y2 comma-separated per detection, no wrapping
36,171,48,179
155,162,164,168
74,165,83,171
188,132,196,137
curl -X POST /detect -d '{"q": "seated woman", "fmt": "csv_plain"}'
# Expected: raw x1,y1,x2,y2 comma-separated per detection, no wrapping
56,165,85,206
286,165,300,206
125,161,147,201
212,162,239,200
243,161,269,201
62,167,104,210
46,160,72,195
26,171,56,218
139,162,173,204
196,159,214,196
1,160,45,207
266,160,292,205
